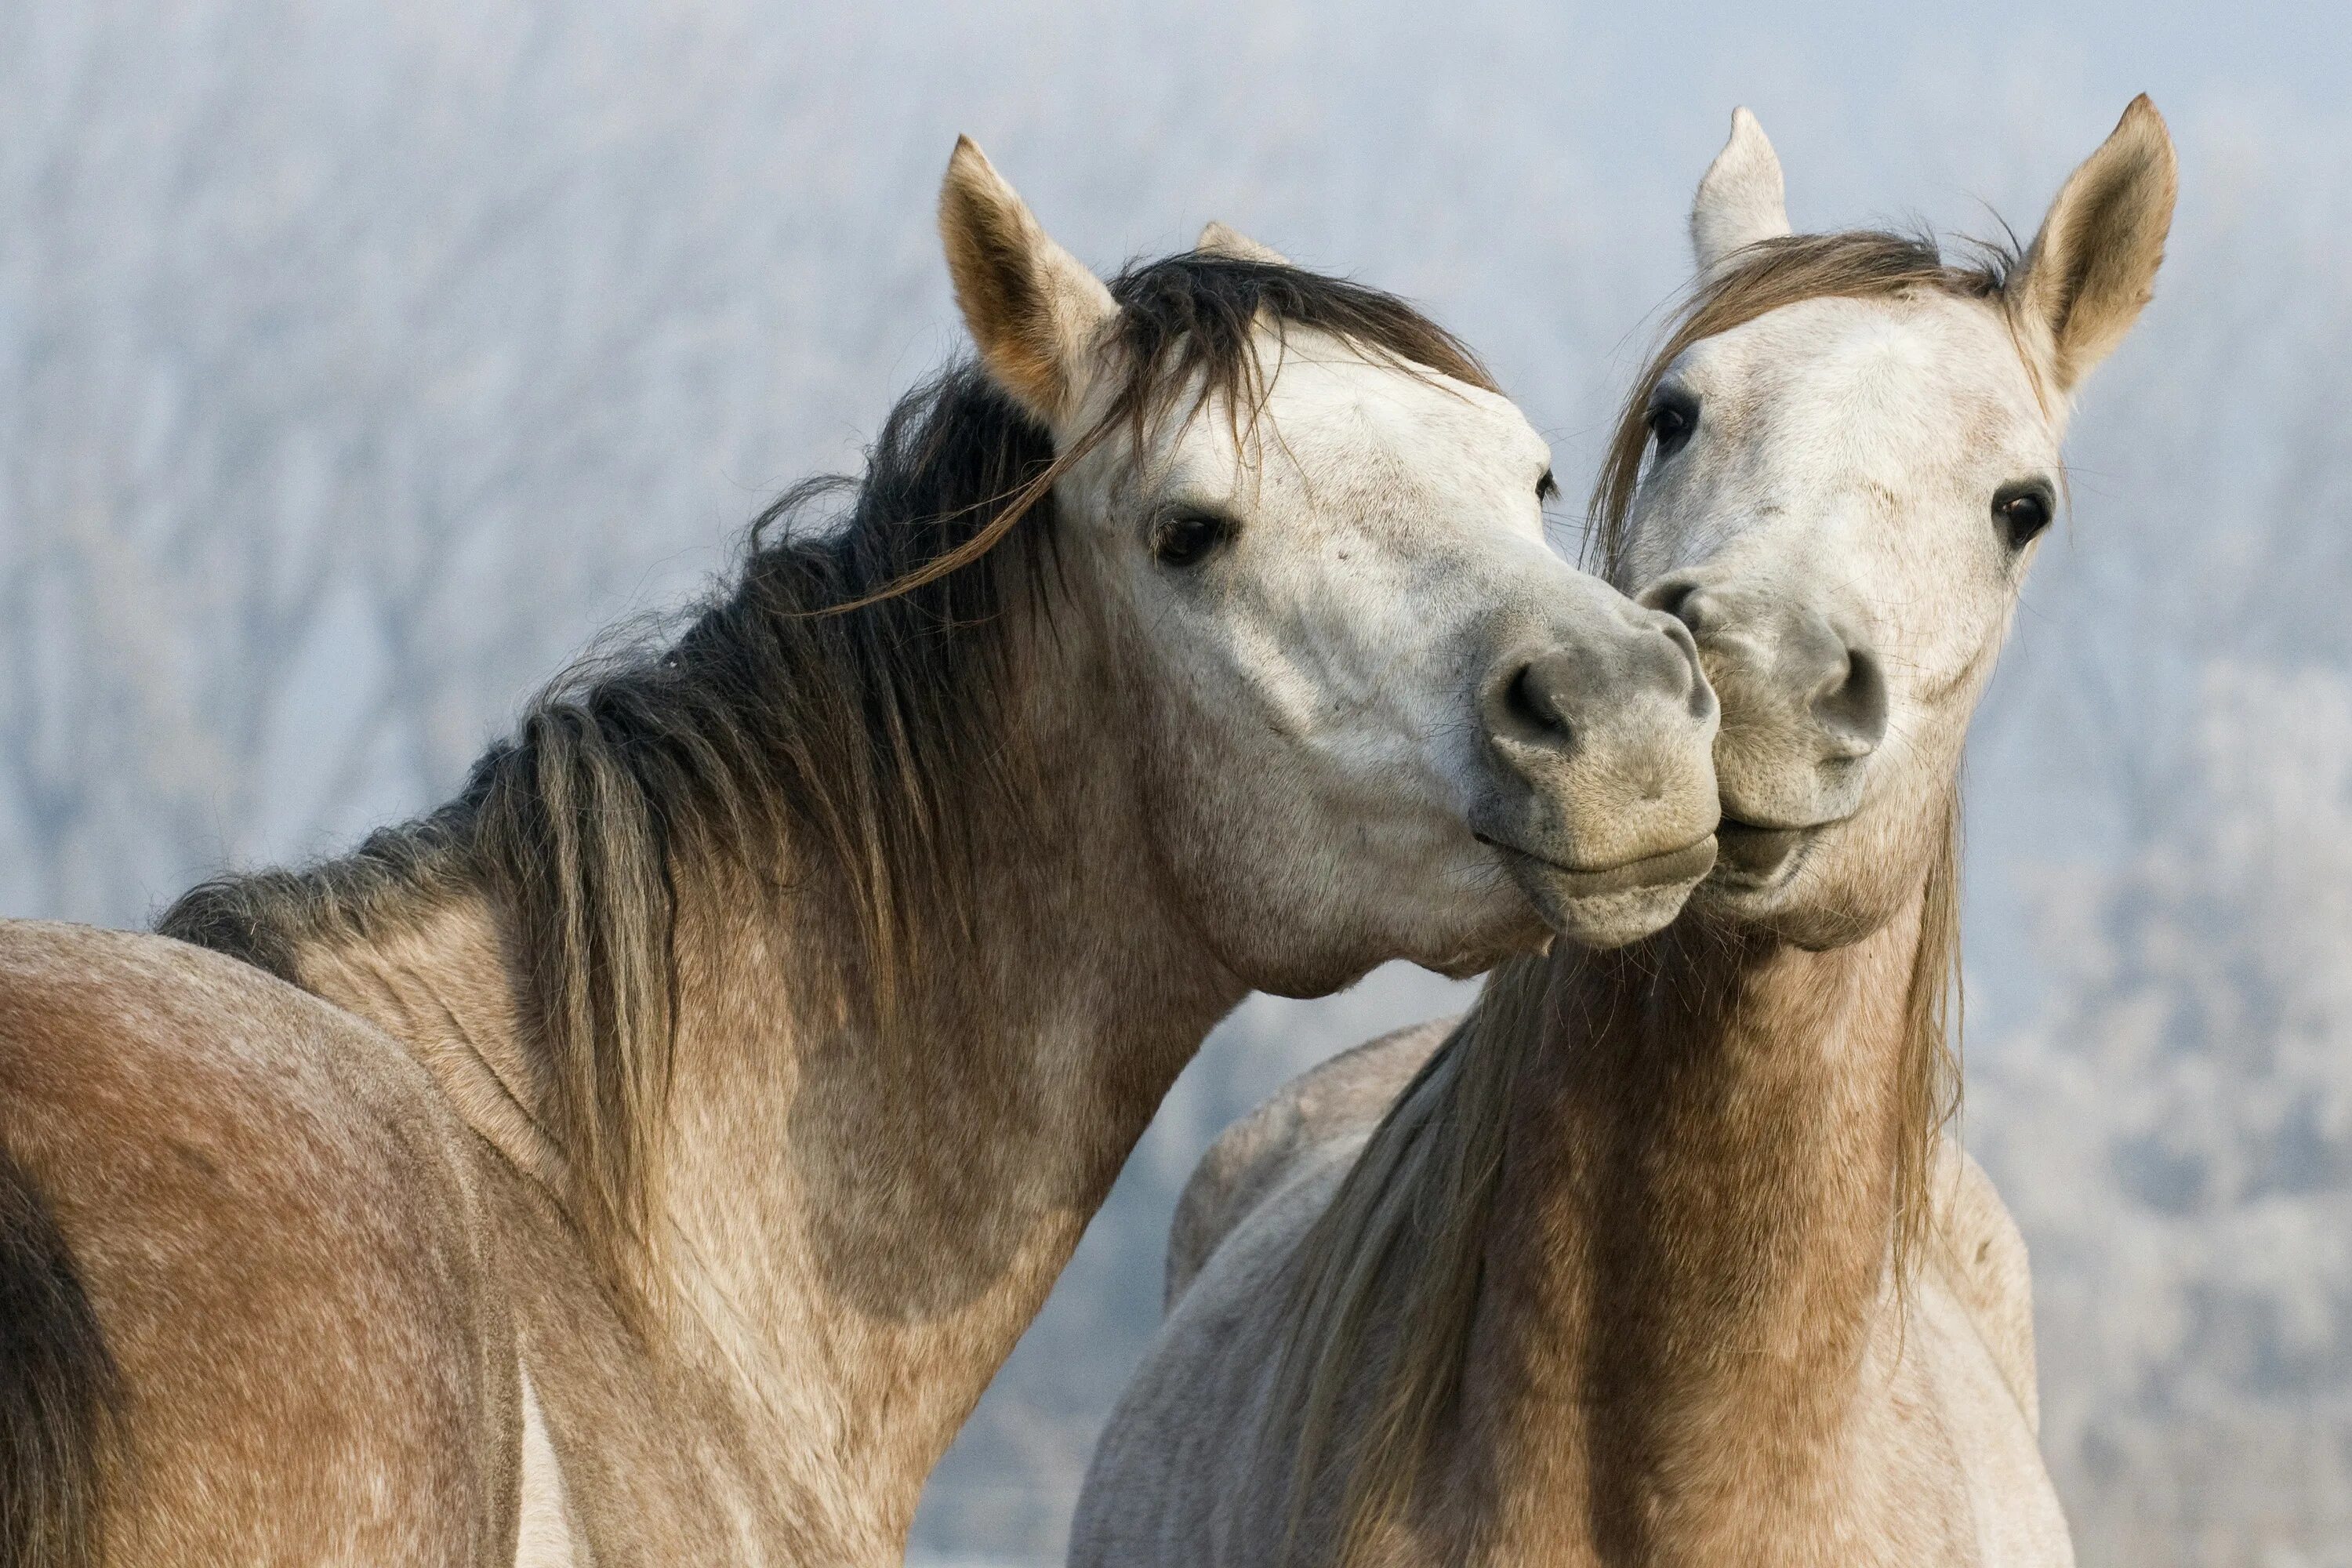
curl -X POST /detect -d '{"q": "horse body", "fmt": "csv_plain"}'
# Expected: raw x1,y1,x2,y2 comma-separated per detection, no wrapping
0,143,1722,1564
0,921,521,1564
1073,100,2176,1567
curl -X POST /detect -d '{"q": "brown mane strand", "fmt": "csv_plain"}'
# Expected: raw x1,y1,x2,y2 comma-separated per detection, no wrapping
159,251,1491,1305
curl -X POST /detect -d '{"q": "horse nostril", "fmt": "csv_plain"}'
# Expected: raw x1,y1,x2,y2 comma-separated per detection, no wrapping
1506,662,1573,742
1812,644,1889,755
1655,617,1715,720
1653,616,1700,691
1482,654,1581,755
1639,575,1708,635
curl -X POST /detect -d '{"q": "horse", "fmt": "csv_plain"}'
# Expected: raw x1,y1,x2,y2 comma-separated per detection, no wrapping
1071,98,2176,1568
0,139,1723,1566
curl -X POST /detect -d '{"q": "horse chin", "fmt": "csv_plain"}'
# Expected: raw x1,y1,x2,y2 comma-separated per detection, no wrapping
1693,820,1891,951
1501,837,1719,950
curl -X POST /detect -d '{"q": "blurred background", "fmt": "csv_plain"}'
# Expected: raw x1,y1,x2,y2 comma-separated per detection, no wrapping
6,2,2350,1563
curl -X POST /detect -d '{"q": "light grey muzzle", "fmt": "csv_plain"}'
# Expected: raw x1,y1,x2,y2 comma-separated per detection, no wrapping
1640,573,1888,880
1471,591,1722,947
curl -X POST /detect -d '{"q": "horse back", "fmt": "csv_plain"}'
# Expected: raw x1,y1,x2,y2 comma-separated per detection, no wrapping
0,919,522,1564
1165,1017,1454,1310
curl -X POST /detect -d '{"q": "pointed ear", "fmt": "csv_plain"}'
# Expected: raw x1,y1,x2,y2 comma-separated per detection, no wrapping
1196,221,1292,266
2006,96,2177,393
938,136,1118,426
1690,107,1791,280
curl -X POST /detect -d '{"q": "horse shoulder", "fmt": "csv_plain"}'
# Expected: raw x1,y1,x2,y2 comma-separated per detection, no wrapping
1928,1137,2039,1433
1078,1130,1367,1567
1165,1015,1457,1309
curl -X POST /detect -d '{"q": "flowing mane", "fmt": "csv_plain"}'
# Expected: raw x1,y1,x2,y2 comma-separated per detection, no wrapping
1264,229,2002,1567
158,250,1494,1297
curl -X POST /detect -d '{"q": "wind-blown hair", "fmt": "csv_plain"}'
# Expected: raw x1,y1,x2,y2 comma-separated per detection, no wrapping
1263,230,2001,1567
160,250,1492,1301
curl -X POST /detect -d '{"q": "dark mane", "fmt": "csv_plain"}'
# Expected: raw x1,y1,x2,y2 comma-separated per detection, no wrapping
159,250,1490,1291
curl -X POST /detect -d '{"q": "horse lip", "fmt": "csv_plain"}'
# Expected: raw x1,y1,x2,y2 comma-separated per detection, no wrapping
1711,812,1845,884
1717,811,1847,834
1478,833,1720,899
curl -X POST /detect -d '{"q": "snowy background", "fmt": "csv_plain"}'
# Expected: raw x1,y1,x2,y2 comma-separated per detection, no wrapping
6,3,2350,1563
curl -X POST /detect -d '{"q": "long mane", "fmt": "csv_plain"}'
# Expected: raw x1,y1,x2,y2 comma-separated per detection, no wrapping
159,250,1493,1298
1264,230,2003,1567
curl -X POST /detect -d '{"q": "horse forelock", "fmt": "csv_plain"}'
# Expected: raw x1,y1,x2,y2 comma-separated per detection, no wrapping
158,252,1486,1310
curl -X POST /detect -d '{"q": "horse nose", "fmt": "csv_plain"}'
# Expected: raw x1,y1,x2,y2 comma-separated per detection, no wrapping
1762,601,1886,760
1641,573,1888,761
1470,593,1720,924
1479,612,1711,762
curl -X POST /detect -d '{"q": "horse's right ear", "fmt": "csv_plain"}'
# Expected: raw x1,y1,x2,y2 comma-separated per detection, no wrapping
1197,222,1292,266
2005,96,2177,394
1690,108,1791,281
939,137,1118,427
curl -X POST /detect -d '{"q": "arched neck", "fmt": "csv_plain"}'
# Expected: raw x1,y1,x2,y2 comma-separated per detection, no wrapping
288,637,1251,1555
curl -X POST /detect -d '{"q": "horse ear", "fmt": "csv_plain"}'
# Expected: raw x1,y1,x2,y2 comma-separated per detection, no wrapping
1197,221,1292,266
1690,107,1791,280
938,136,1118,426
2006,96,2176,393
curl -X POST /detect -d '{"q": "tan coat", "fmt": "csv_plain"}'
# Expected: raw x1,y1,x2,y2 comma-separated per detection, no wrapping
1073,987,2066,1568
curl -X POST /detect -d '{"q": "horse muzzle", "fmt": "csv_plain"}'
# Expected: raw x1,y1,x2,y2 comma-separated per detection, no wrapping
1470,586,1722,949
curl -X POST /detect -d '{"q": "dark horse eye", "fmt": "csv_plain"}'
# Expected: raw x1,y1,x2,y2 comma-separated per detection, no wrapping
1646,390,1699,457
1994,484,2055,550
1152,512,1232,568
1537,469,1559,502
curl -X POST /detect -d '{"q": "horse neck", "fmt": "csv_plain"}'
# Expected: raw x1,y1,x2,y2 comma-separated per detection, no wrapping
1463,884,1929,1559
648,684,1244,1534
292,615,1247,1549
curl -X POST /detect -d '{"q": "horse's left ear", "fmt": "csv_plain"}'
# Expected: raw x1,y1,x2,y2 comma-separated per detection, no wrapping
938,136,1118,427
1690,108,1791,280
1196,222,1292,266
2007,96,2177,394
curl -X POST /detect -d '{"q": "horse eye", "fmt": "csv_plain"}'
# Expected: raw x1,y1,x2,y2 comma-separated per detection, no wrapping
1994,485,2054,550
1646,392,1698,457
1152,512,1232,568
1536,469,1559,502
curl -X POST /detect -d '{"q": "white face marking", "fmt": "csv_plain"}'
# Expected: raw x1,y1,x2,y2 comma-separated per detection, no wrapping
1621,289,2063,941
1631,294,2060,690
1054,326,1721,987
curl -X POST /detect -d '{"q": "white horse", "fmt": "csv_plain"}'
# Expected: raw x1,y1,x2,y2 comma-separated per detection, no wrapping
0,143,1720,1565
1073,99,2176,1568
